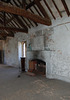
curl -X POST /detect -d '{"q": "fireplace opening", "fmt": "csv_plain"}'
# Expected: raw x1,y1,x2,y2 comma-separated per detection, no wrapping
28,59,46,76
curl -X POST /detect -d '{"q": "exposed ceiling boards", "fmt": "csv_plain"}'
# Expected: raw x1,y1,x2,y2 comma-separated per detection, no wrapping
54,0,64,11
56,0,68,17
41,0,66,18
66,0,70,11
0,0,70,40
40,0,55,19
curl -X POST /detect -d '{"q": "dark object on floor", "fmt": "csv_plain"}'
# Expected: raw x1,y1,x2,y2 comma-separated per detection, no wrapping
17,75,21,78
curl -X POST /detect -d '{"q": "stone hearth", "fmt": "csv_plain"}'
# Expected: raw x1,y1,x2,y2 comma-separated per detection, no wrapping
26,51,53,78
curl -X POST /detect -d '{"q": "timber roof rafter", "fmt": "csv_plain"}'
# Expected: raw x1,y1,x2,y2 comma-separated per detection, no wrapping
0,0,70,40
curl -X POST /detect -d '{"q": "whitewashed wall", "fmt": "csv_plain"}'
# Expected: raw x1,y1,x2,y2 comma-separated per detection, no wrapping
4,33,28,67
27,17,70,82
3,16,70,82
50,17,70,82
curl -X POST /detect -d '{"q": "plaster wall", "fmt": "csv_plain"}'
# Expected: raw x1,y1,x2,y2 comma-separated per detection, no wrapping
4,33,28,67
27,17,70,82
50,17,70,82
3,16,70,82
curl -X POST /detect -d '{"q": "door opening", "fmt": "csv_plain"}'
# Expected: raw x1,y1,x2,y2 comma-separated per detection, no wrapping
22,41,26,58
18,41,27,71
18,41,27,60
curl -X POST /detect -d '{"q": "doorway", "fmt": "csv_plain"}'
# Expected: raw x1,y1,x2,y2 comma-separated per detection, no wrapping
0,50,4,64
18,41,27,71
18,41,27,60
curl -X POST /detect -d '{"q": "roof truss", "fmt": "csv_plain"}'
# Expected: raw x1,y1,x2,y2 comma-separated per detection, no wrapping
0,1,51,26
0,0,70,40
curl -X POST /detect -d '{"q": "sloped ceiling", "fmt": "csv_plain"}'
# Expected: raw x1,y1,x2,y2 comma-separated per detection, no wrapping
0,0,70,40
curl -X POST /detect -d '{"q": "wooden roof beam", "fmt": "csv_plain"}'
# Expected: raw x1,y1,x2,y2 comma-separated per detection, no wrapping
52,0,62,17
61,0,70,16
16,0,38,26
22,0,26,9
6,16,15,24
27,19,34,27
21,17,31,28
26,8,38,26
26,0,42,10
32,5,42,17
6,14,21,28
14,15,28,30
0,13,14,25
0,37,6,40
0,32,14,37
3,12,6,26
13,0,20,7
0,1,51,26
0,26,28,33
0,19,3,24
26,1,35,10
34,0,50,18
0,13,15,25
10,2,29,28
29,0,42,17
43,0,56,19
28,9,38,26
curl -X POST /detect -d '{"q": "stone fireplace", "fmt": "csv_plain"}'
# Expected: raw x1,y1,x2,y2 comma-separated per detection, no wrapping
26,50,53,78
28,59,46,75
